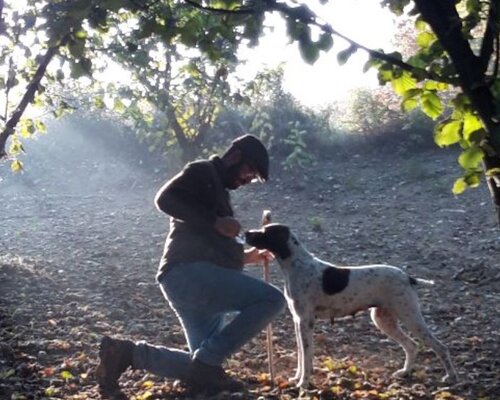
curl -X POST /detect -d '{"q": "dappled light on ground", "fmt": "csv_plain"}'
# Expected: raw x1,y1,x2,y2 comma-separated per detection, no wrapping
1,130,499,399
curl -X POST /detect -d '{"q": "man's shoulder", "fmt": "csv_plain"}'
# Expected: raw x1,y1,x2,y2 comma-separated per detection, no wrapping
179,159,221,185
184,159,215,176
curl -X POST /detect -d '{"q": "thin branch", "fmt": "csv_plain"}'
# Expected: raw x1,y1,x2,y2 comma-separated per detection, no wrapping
182,0,458,85
267,1,459,85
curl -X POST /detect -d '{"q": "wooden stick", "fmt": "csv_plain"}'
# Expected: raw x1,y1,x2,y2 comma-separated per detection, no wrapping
261,209,275,383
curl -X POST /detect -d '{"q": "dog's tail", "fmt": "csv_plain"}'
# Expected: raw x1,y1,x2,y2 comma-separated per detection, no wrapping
409,276,435,286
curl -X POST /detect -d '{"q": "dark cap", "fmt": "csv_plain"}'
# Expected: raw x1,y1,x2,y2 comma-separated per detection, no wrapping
230,134,269,181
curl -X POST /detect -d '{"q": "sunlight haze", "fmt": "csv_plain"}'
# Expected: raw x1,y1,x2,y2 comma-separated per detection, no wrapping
237,0,397,108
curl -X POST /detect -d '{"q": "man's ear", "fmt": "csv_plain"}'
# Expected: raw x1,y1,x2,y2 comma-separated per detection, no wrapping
222,148,243,167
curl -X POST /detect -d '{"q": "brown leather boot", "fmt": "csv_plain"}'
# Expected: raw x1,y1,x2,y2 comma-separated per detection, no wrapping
96,336,134,399
187,358,245,393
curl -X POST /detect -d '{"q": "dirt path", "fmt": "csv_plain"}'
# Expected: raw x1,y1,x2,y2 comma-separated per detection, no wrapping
1,131,499,399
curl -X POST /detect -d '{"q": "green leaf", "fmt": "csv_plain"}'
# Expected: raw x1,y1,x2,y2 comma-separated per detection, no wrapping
462,112,483,138
11,159,23,173
114,98,126,113
35,119,47,133
421,91,443,119
317,33,333,51
9,140,24,155
377,68,393,82
486,167,500,177
60,370,74,380
299,39,319,65
416,31,436,49
415,18,429,31
94,96,105,109
363,58,382,73
74,30,87,39
458,147,484,169
19,118,34,138
435,120,462,147
467,128,486,145
337,44,357,66
466,0,481,13
402,97,419,112
391,71,417,95
452,177,467,194
464,171,481,187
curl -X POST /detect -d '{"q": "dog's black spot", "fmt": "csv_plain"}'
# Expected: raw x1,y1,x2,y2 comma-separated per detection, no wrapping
409,276,418,286
322,267,350,295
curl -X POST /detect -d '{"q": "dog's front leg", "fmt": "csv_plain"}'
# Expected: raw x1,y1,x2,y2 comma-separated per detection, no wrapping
297,314,315,389
288,306,302,384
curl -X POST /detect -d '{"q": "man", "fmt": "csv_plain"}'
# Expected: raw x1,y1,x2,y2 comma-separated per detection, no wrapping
96,134,286,398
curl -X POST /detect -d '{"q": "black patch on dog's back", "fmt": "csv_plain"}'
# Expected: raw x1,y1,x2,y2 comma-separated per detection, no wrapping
322,267,350,295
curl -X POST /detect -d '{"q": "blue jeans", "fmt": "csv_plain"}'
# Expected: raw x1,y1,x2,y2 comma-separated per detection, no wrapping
133,262,286,379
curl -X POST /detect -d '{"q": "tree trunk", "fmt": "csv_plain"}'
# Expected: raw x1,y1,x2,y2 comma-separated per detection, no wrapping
414,0,500,224
166,106,198,163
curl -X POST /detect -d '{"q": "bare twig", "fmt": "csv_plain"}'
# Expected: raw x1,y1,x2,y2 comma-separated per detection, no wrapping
261,209,275,384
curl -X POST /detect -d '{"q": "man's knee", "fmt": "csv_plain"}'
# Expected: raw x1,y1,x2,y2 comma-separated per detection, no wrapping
267,286,287,315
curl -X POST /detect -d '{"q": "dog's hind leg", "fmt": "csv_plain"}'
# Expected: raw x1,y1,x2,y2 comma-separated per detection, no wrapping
395,306,458,383
370,307,418,378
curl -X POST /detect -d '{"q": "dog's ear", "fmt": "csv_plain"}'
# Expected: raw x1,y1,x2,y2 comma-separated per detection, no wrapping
261,224,292,259
244,229,266,248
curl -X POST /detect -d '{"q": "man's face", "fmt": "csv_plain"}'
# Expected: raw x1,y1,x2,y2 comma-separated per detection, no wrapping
226,162,259,190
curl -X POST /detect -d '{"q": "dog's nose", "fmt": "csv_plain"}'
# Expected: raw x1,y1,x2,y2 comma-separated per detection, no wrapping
244,230,256,244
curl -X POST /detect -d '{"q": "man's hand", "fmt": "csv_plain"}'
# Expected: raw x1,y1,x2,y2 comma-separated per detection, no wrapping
244,247,275,265
214,216,241,238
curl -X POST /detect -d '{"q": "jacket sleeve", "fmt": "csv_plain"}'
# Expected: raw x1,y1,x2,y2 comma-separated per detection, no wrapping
154,162,218,228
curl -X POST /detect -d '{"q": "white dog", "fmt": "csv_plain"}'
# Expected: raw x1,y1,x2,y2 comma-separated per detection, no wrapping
245,223,458,388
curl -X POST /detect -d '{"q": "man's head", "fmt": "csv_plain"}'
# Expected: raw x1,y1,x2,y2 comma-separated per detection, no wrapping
221,134,269,189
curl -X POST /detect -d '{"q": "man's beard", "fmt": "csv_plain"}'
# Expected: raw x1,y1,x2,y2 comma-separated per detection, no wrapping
224,162,245,190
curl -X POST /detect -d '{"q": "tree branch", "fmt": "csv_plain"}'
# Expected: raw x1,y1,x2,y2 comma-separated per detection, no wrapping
0,36,67,159
479,0,498,74
266,0,459,85
182,0,458,85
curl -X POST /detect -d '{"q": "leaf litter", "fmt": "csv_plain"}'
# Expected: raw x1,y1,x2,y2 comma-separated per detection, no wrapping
1,148,499,399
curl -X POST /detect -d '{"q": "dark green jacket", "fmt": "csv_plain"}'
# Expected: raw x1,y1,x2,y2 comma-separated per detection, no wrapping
155,156,244,279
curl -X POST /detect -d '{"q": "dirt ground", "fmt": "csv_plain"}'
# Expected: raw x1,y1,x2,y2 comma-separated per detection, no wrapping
1,127,499,400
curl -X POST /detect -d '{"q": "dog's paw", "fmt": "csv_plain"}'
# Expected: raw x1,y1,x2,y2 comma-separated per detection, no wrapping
392,368,411,379
441,373,458,384
297,379,311,389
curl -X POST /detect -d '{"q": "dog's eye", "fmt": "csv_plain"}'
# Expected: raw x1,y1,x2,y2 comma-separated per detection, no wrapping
292,237,299,245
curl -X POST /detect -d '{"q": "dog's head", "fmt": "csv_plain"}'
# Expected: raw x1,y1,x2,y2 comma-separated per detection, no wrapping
245,223,300,260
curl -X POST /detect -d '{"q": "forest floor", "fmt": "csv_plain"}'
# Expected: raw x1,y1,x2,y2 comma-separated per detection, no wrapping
1,128,499,400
